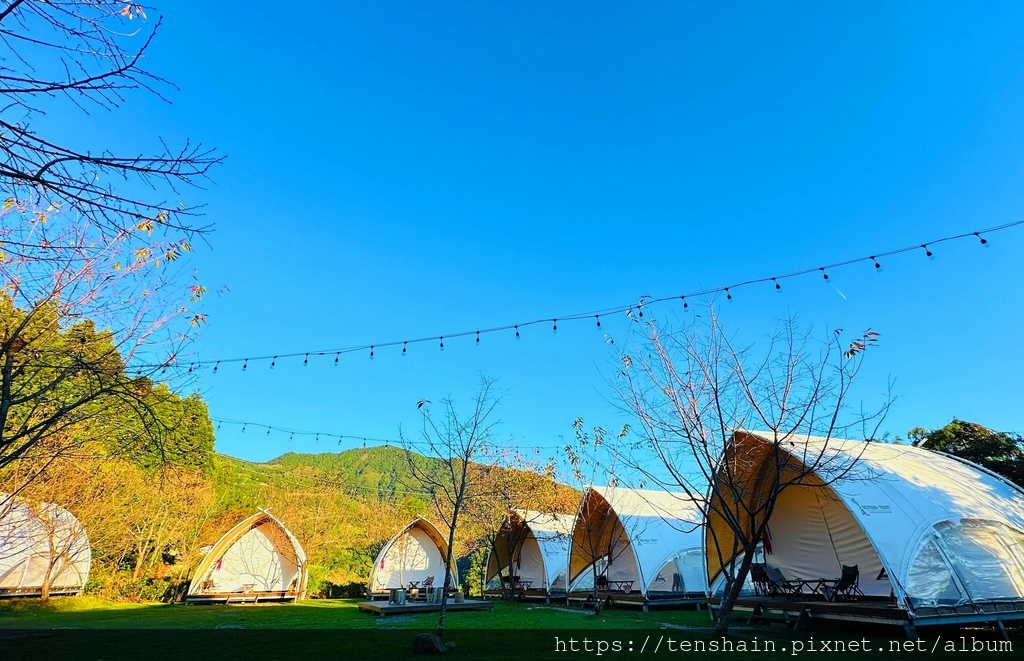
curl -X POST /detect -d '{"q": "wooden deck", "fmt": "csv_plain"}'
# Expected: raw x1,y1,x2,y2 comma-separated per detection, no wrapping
710,595,1024,636
185,590,299,605
566,590,707,611
357,598,494,616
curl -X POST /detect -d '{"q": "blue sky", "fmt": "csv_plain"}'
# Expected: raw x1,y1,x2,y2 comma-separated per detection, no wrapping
54,2,1024,462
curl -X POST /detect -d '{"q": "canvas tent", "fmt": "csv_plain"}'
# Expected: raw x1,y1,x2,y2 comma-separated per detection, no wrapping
187,510,307,603
568,486,707,604
707,430,1024,628
485,510,575,596
0,493,91,597
369,517,457,595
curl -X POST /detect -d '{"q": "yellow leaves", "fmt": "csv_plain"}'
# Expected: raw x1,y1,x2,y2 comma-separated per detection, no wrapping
191,314,207,327
2,198,13,211
113,262,121,271
136,220,154,235
134,247,152,263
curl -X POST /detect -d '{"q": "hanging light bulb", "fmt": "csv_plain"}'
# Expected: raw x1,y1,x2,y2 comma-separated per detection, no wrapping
370,345,374,359
595,315,601,328
241,424,247,433
402,342,407,356
266,428,271,436
241,359,247,371
515,325,520,339
188,363,194,373
772,278,781,290
271,356,277,368
303,353,309,367
871,256,881,269
725,288,732,301
552,319,558,333
922,244,933,258
439,336,444,351
334,352,340,366
975,232,988,246
680,296,688,310
820,268,829,281
476,331,480,345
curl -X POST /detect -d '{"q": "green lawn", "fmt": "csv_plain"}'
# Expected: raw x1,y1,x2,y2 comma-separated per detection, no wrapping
0,598,1017,660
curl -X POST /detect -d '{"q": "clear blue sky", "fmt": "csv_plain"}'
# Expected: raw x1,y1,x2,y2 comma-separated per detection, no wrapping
56,2,1024,461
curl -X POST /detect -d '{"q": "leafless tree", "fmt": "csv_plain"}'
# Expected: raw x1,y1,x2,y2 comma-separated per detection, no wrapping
611,308,888,635
401,377,499,640
0,1,221,243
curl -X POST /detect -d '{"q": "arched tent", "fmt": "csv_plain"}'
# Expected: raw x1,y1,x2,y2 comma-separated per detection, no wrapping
485,510,575,596
187,510,307,603
0,493,90,597
369,517,457,595
568,486,707,604
707,430,1024,628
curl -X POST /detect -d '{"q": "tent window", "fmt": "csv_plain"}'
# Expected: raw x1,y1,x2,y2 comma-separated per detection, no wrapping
905,539,965,608
934,521,1024,602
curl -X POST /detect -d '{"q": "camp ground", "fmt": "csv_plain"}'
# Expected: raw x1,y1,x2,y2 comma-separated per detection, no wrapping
0,493,90,598
186,510,308,604
483,510,575,602
566,486,708,611
705,431,1024,636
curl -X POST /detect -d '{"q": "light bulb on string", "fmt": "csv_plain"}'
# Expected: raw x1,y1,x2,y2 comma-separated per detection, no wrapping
334,352,339,366
515,325,520,339
270,356,277,368
595,315,601,328
241,424,246,433
725,288,732,301
188,363,194,373
266,428,270,436
315,433,319,443
476,331,480,345
975,232,989,246
439,336,444,351
242,359,247,371
402,342,407,356
303,353,308,367
922,244,934,258
680,296,688,310
820,268,829,281
552,319,558,333
213,362,220,374
370,345,374,359
871,256,881,270
289,433,294,442
772,278,781,291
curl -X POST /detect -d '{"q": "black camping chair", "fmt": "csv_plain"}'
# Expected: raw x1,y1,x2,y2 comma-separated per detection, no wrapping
752,563,805,598
824,564,863,602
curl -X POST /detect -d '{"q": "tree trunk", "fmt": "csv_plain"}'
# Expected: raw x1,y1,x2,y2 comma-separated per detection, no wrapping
436,510,460,639
713,544,758,636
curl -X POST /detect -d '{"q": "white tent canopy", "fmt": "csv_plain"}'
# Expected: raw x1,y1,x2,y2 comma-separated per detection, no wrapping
187,510,307,601
708,431,1024,623
369,517,457,593
486,510,575,593
0,493,91,597
569,486,707,597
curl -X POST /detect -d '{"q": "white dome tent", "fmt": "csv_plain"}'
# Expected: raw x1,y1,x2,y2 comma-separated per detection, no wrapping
187,510,307,604
568,486,707,610
0,493,91,598
369,517,457,597
484,510,575,600
707,430,1024,632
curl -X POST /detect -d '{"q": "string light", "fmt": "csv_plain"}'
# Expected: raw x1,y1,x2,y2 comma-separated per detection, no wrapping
370,345,374,359
334,352,339,366
595,315,601,328
552,319,558,333
270,356,276,368
142,219,1024,371
439,336,444,351
303,353,308,367
476,331,480,345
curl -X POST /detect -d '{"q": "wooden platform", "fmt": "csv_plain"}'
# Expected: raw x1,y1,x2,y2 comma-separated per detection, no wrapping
711,595,1024,635
566,590,706,611
357,599,495,616
185,591,299,605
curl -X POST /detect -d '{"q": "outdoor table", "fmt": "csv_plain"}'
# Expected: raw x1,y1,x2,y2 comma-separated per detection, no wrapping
607,580,634,593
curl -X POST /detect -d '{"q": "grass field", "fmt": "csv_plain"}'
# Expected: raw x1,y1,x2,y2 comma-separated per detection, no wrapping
0,597,1017,660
